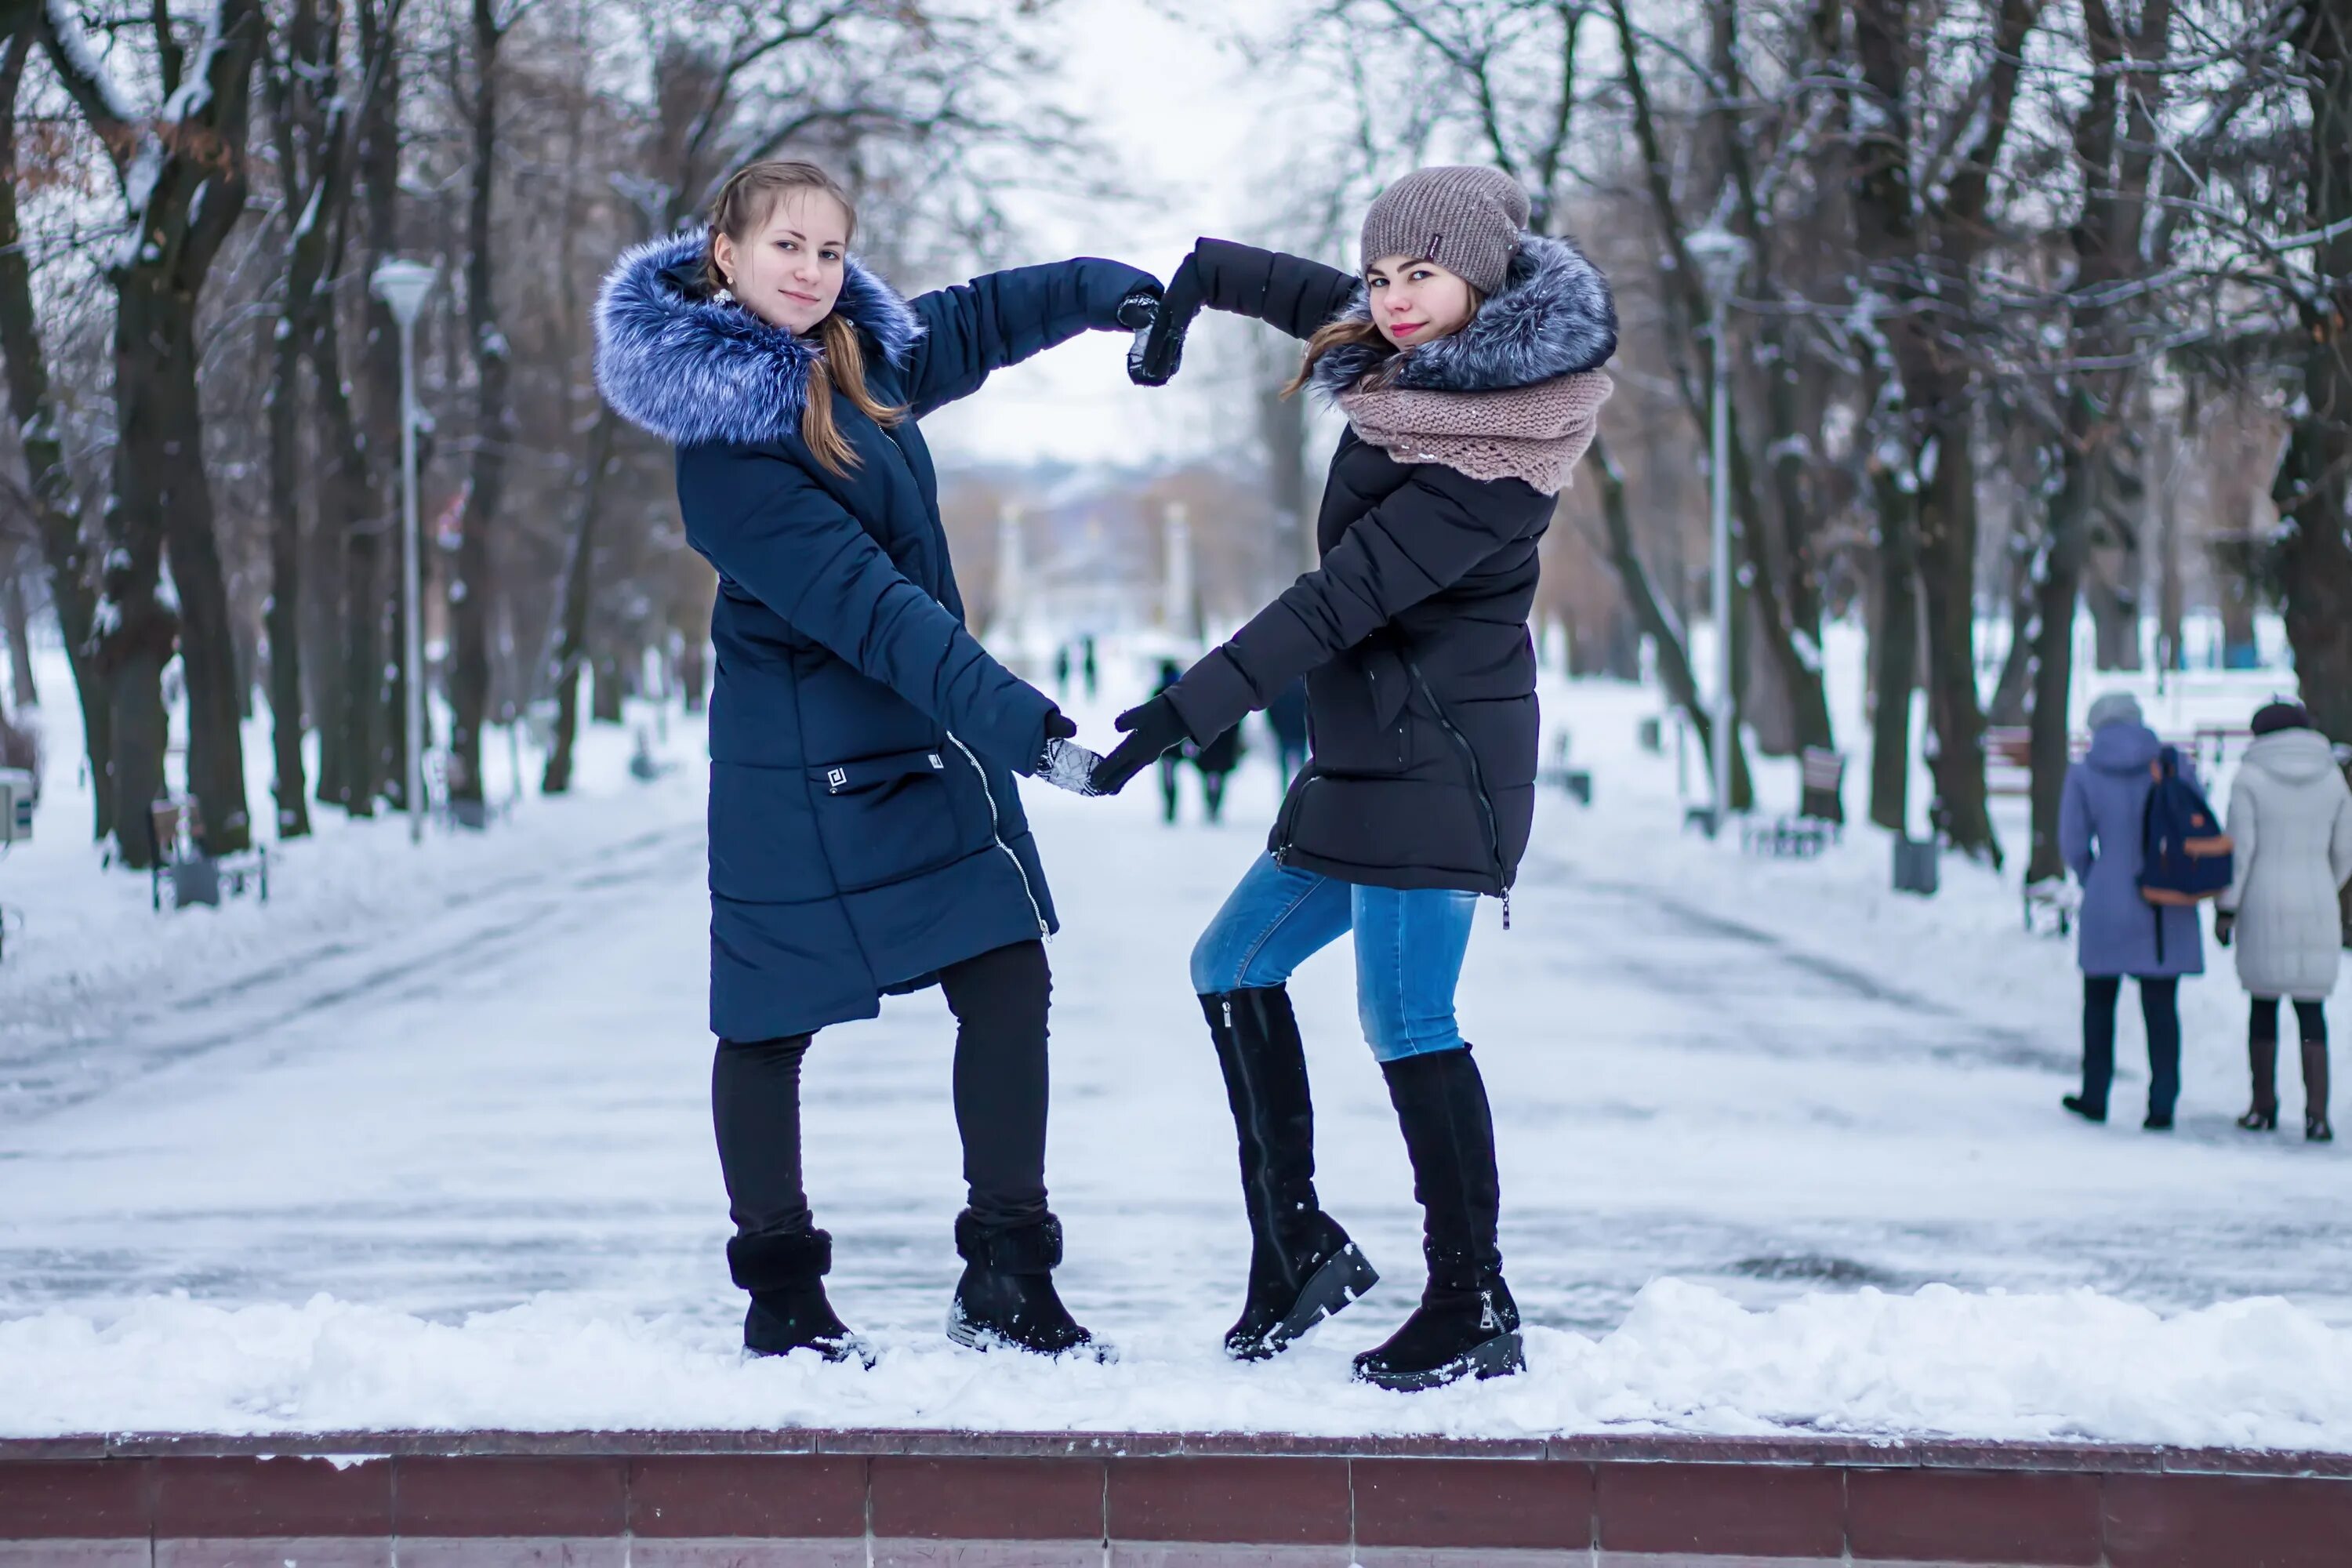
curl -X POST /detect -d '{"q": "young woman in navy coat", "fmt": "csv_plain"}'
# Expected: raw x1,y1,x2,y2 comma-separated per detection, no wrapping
597,160,1157,1361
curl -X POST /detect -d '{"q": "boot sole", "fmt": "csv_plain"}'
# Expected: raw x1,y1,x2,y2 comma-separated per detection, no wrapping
744,1334,876,1369
946,1311,1118,1363
1354,1330,1525,1393
1230,1243,1381,1361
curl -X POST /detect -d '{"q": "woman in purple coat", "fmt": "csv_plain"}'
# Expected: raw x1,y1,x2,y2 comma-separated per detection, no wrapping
2058,692,2204,1129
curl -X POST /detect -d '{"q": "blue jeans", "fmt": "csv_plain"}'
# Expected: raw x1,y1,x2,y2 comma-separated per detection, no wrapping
1190,854,1479,1062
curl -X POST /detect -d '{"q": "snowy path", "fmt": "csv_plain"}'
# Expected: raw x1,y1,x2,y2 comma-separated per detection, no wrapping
2,728,2345,1334
2,683,2347,1444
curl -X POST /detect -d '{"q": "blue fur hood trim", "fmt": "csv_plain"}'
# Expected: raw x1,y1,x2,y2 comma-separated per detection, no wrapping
593,232,924,447
1309,232,1616,398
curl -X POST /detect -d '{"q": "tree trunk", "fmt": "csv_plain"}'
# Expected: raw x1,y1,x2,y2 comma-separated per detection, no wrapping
2155,421,2185,672
0,30,108,839
2278,0,2352,746
2027,460,2094,884
113,278,256,857
357,0,405,806
450,0,506,807
1587,434,1751,808
2,567,33,711
1987,536,2038,727
592,648,625,724
541,409,615,794
1916,409,2000,864
1867,466,1918,832
264,325,312,837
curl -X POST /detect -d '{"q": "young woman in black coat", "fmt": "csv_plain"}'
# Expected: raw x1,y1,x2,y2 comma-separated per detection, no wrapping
1098,167,1615,1391
597,160,1156,1363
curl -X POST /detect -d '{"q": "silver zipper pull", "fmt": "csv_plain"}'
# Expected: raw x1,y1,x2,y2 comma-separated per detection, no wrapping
1502,890,1512,931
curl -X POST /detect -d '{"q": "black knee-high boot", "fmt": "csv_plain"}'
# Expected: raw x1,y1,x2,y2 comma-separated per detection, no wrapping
1201,988,1379,1359
1354,1047,1524,1392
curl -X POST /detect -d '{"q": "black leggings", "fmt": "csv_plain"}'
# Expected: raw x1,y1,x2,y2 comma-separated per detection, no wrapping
2082,975,2181,1116
2251,997,2329,1046
713,940,1052,1239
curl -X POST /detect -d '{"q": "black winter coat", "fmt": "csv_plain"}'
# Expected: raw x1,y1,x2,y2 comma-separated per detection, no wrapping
597,234,1155,1040
1157,236,1615,896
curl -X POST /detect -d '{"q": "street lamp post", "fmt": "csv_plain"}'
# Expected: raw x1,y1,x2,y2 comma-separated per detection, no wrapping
1684,226,1750,838
370,259,436,845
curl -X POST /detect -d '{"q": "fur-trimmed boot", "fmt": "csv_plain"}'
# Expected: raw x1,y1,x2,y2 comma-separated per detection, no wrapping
1352,1047,1525,1393
946,1211,1111,1360
728,1228,870,1365
1203,989,1379,1360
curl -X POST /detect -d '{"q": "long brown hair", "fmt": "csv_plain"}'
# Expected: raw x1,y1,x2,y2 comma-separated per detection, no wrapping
1281,281,1486,399
705,159,904,475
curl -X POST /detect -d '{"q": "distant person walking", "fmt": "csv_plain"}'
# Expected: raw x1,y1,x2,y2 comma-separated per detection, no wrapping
1266,677,1309,792
2060,691,2204,1131
1152,659,1185,823
1192,718,1244,824
2216,701,2352,1142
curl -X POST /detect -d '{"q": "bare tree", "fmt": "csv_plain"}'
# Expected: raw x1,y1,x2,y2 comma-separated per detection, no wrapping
37,0,268,863
0,22,110,839
2274,0,2352,742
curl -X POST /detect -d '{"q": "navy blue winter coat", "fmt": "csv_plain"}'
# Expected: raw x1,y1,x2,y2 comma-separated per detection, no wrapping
596,234,1156,1041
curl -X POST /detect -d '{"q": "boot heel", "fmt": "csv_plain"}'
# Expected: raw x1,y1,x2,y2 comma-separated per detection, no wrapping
1254,1243,1378,1358
1467,1329,1526,1382
2238,1106,2279,1131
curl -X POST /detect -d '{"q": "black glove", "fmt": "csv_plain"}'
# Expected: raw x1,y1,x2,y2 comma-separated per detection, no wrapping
1129,252,1205,386
2214,909,2234,947
1044,710,1078,743
1089,694,1192,794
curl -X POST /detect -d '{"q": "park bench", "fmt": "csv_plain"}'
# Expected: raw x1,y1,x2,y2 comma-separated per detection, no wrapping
149,796,269,913
1740,747,1847,859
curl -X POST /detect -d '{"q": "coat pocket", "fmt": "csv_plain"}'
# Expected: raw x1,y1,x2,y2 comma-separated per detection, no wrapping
806,747,996,894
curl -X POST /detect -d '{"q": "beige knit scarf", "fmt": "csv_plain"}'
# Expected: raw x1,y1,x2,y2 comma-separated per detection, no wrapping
1338,370,1613,495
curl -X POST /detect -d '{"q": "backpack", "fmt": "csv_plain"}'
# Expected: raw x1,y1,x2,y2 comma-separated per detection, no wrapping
2139,746,2233,906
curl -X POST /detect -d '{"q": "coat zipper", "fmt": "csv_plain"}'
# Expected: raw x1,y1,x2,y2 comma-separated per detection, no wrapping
944,731,1050,939
1403,656,1512,927
1271,769,1313,866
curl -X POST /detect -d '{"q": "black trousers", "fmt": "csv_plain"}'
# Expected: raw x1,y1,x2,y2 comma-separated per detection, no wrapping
713,940,1052,1239
2082,975,2180,1117
2250,996,2329,1046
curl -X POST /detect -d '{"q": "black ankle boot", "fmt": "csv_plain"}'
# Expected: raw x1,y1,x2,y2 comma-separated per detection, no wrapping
1203,989,1379,1360
947,1211,1110,1360
728,1229,870,1365
1353,1048,1525,1393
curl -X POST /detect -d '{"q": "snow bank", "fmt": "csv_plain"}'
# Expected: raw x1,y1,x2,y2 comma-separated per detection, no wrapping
7,1279,2346,1450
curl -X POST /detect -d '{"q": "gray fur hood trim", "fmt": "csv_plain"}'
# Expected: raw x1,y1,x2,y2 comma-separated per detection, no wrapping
1309,231,1616,398
593,232,924,448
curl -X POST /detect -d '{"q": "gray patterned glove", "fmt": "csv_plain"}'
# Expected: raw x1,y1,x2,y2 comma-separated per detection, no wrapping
1036,737,1106,797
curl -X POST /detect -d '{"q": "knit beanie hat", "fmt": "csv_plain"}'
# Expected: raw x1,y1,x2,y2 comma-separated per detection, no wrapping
2086,691,2144,731
1360,166,1530,296
2250,700,2312,736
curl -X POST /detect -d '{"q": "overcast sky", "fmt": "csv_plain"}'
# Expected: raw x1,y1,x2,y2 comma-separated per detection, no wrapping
919,0,1341,470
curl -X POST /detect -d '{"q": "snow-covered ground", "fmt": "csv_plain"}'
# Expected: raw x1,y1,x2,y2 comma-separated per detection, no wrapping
0,637,2346,1450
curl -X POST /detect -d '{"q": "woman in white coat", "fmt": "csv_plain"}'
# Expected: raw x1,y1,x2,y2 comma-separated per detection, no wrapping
2216,701,2352,1142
